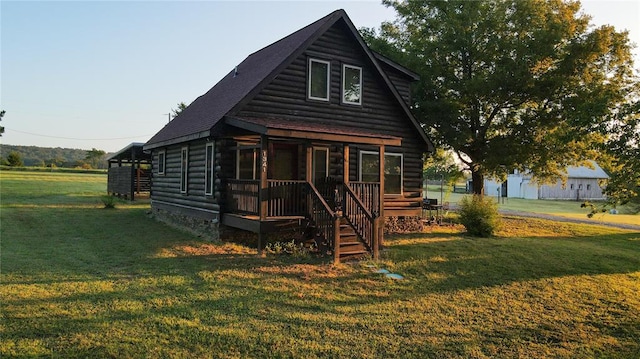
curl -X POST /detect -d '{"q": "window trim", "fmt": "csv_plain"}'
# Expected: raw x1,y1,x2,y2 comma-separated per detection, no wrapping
157,150,166,175
358,150,403,195
342,64,362,105
205,142,215,196
307,58,331,102
180,146,189,194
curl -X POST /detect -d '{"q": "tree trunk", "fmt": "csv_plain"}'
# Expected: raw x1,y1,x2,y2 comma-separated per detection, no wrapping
471,169,484,196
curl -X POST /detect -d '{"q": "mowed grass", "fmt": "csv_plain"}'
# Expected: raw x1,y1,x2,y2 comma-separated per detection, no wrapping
427,185,639,227
1,171,639,358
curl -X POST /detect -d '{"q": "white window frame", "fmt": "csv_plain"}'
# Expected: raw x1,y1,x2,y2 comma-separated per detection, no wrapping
312,147,330,182
180,146,189,194
205,142,215,196
342,64,362,105
157,150,166,175
307,58,330,101
358,150,403,195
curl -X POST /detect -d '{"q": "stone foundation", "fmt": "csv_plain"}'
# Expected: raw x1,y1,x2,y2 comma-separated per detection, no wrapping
384,216,424,234
151,207,220,241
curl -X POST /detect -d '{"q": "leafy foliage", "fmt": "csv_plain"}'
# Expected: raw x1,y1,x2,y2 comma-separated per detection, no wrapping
6,151,23,167
0,144,107,168
85,148,107,169
458,195,501,237
171,102,188,120
423,148,464,185
365,0,636,195
101,195,118,209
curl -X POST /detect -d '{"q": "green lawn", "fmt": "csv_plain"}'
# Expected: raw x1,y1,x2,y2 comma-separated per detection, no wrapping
2,171,639,358
426,185,639,227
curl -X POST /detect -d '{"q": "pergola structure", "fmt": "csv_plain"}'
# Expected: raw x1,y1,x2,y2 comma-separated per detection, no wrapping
107,142,152,200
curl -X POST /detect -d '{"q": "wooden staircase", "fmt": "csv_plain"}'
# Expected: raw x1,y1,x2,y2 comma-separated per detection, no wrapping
337,218,369,261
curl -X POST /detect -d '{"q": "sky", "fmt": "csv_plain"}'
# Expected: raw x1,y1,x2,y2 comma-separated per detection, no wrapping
1,0,639,153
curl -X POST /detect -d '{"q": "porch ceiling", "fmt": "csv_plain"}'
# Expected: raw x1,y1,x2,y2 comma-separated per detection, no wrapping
225,116,402,146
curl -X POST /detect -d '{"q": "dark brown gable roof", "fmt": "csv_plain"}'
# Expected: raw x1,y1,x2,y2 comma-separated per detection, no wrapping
144,10,341,150
145,9,433,151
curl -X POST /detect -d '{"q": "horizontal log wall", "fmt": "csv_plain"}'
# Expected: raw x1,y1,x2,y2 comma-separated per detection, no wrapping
236,20,428,217
151,139,220,219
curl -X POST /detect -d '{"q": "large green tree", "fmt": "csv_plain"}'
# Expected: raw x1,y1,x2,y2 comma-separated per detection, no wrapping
85,148,106,169
598,90,640,210
365,0,636,194
6,151,23,167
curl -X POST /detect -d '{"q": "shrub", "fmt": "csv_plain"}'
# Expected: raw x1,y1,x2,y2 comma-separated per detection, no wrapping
101,195,118,209
458,195,501,237
265,240,311,258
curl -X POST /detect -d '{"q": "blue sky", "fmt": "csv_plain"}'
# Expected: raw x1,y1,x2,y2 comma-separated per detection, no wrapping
1,0,638,153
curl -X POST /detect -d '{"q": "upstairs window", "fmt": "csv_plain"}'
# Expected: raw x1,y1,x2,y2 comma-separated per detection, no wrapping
342,64,362,105
308,58,330,101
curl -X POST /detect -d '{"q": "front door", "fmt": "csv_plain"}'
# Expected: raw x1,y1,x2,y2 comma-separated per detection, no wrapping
312,147,330,184
270,143,299,180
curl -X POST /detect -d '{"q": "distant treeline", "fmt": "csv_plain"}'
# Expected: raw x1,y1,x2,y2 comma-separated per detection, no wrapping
0,144,111,169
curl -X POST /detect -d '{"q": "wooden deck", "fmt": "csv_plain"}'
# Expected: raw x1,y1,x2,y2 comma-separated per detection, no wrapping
221,213,306,234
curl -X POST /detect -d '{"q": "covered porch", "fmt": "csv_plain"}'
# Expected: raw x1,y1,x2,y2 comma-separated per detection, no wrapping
220,116,400,262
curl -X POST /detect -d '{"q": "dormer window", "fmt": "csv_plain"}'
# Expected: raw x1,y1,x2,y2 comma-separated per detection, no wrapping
308,58,330,101
342,64,362,105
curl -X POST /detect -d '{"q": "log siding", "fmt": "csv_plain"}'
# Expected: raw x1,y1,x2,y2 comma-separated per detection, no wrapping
235,21,427,215
151,139,220,220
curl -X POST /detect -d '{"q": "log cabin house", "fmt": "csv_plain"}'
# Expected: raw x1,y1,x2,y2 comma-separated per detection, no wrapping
143,9,434,262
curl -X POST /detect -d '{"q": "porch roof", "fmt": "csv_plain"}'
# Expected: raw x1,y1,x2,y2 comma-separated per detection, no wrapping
225,116,402,146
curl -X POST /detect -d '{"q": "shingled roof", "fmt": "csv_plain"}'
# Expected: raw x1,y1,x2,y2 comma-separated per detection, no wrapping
144,9,432,151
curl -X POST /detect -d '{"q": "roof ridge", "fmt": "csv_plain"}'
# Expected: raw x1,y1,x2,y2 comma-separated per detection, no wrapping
243,9,345,60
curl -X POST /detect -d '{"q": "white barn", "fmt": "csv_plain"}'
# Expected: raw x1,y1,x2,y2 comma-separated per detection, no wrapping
486,161,609,200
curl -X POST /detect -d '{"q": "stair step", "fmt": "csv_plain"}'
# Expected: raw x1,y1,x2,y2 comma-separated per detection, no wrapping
339,249,368,256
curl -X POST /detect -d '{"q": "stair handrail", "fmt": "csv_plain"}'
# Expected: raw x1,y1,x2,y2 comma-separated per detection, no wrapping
305,182,341,262
343,182,379,259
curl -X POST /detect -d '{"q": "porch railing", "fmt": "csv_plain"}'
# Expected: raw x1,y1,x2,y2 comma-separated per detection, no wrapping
267,180,307,217
349,182,380,216
344,183,379,258
226,178,377,261
226,179,260,215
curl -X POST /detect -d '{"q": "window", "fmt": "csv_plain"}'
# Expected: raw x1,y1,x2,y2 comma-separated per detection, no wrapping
587,184,591,190
359,151,403,195
308,58,330,101
205,142,215,196
236,147,259,180
342,64,362,105
180,147,189,194
157,150,165,175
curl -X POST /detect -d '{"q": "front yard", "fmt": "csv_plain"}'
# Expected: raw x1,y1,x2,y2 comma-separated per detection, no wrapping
1,171,639,358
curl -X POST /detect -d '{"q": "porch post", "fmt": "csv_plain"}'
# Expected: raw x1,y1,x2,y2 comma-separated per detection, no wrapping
258,135,269,256
378,145,385,250
305,144,313,182
343,144,349,184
